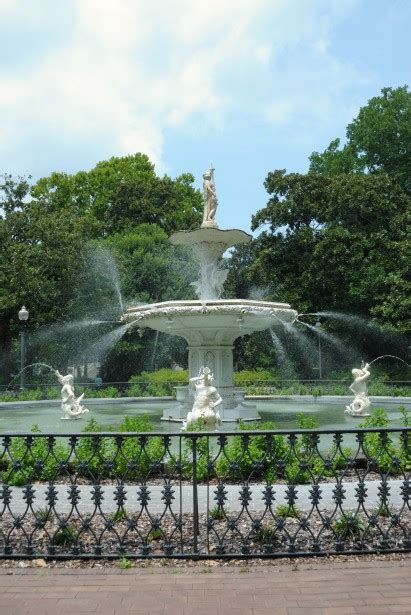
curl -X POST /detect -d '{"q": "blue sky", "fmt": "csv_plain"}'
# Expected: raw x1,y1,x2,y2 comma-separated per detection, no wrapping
0,0,409,232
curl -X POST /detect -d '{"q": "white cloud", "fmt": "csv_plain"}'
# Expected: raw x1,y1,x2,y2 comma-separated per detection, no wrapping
0,0,369,175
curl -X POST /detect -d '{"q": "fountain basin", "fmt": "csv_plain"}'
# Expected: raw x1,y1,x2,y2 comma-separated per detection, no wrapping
123,299,297,422
123,299,297,342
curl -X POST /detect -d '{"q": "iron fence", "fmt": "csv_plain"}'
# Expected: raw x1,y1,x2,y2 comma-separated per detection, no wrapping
0,427,409,559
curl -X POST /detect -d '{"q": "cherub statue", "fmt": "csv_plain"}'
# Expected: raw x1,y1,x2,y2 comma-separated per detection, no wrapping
201,165,218,228
183,367,222,429
55,371,89,420
345,362,371,417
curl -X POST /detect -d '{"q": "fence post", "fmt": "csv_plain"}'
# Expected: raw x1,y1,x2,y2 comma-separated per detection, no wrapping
192,436,199,554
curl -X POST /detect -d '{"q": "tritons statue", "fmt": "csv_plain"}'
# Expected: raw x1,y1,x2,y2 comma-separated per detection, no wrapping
345,362,371,417
55,371,90,420
183,367,222,429
201,165,218,228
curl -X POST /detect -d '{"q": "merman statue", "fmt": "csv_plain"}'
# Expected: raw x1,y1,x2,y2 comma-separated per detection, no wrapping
183,367,222,429
345,362,371,417
55,371,89,420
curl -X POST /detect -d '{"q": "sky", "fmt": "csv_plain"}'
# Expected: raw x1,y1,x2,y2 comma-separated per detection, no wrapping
0,0,410,232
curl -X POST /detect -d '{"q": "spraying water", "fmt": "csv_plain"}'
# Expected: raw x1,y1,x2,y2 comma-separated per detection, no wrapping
269,329,296,377
6,362,56,390
86,322,133,364
34,319,109,342
369,355,410,367
296,319,349,356
90,246,124,314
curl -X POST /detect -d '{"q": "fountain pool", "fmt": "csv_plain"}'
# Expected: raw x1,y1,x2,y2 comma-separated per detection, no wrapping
0,398,408,435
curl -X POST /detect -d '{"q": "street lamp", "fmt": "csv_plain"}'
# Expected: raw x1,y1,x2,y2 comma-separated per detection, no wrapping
18,306,29,390
315,321,322,380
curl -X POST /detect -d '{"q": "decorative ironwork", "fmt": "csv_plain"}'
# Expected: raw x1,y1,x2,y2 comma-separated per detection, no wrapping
0,427,409,559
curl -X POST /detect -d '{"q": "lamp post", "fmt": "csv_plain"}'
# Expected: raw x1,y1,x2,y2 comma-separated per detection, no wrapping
315,321,322,380
18,306,29,390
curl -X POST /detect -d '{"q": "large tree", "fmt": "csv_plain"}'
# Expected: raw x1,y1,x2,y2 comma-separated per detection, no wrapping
226,87,411,374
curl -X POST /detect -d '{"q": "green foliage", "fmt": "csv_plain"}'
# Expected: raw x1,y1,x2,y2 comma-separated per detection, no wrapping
136,369,188,384
34,507,54,525
275,504,300,518
110,508,128,523
2,425,68,486
215,421,288,481
233,369,277,386
52,524,77,547
117,557,133,569
332,513,365,539
209,505,225,520
148,528,163,541
359,408,398,473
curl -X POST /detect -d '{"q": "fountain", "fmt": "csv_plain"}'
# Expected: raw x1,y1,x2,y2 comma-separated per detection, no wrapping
122,166,298,421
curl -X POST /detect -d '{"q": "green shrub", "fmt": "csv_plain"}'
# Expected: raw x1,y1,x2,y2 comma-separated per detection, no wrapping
332,513,365,538
209,505,225,520
118,557,133,569
360,408,400,473
233,369,277,386
215,421,288,481
126,383,143,396
2,425,69,486
110,508,128,523
45,386,60,399
276,504,300,518
52,524,77,546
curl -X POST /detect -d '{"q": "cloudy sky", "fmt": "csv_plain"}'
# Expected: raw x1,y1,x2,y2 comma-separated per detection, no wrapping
0,0,409,231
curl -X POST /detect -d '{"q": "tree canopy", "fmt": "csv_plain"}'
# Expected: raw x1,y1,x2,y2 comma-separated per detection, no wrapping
0,155,202,382
226,86,410,374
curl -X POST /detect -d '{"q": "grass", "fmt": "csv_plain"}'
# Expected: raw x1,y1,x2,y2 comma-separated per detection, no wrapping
209,505,225,520
332,513,365,538
52,524,77,546
117,557,133,569
276,504,300,518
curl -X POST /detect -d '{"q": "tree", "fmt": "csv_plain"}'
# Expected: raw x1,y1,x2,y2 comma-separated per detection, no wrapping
0,175,90,381
226,87,411,373
250,170,410,331
31,153,203,236
309,86,411,192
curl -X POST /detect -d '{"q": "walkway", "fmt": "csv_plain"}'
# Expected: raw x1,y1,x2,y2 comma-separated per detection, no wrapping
0,557,409,614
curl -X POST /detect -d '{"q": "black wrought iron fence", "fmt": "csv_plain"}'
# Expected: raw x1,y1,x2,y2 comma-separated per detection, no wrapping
0,427,409,559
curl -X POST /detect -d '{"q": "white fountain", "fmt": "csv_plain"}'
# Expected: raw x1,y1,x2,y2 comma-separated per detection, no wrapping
122,166,298,421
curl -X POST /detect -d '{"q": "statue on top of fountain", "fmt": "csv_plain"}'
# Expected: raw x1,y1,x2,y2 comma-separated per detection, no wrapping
55,370,89,420
345,362,371,417
184,367,222,429
201,165,218,229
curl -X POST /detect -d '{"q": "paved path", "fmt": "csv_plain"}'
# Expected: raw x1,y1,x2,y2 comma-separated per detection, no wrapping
4,480,407,514
0,558,409,614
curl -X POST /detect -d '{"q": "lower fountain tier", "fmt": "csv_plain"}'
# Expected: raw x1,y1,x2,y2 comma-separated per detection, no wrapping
123,299,297,345
122,299,297,422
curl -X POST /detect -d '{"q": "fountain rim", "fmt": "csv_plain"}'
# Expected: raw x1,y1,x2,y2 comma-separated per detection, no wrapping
124,298,294,316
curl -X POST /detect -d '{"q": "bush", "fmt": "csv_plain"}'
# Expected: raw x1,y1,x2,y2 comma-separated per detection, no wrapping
332,513,365,539
1,425,69,486
233,369,277,386
215,421,288,481
360,408,401,473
